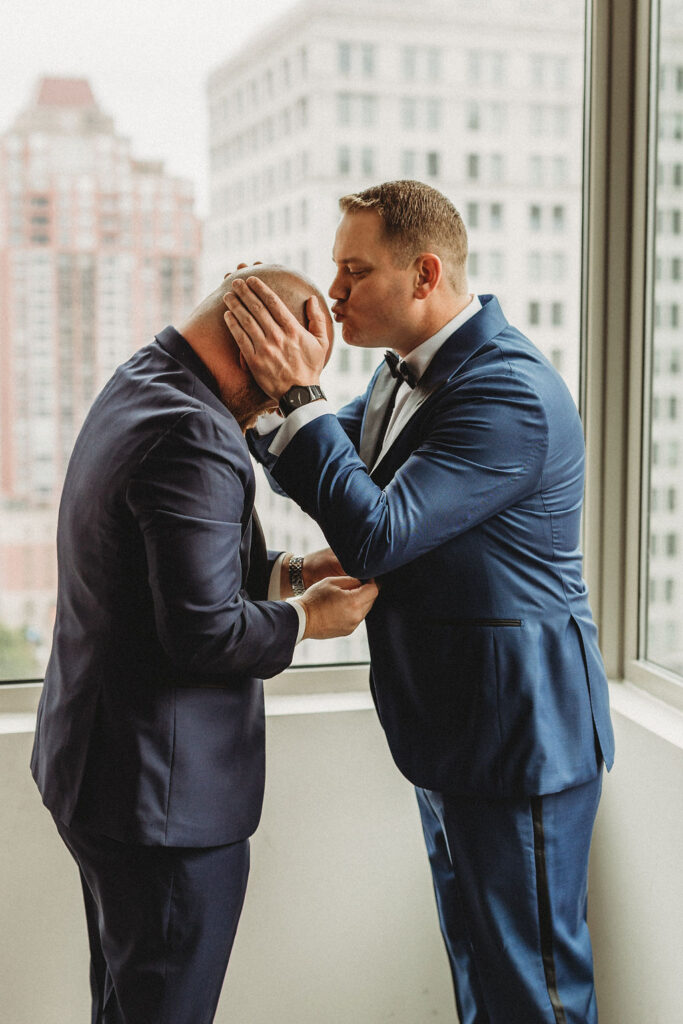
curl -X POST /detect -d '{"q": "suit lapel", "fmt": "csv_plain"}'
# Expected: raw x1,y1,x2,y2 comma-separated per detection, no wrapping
244,508,269,600
358,364,399,467
361,295,509,477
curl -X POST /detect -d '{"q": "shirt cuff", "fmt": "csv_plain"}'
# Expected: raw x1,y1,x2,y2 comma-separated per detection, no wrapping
268,552,287,600
287,597,307,644
254,410,285,436
268,400,333,457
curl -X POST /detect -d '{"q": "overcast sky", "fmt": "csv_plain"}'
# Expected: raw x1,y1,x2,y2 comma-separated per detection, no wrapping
0,0,298,214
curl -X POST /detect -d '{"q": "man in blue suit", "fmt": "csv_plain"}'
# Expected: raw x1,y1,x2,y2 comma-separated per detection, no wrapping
225,181,615,1023
31,265,378,1024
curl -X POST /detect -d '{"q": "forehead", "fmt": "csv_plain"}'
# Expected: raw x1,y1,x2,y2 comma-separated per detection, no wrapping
333,209,392,262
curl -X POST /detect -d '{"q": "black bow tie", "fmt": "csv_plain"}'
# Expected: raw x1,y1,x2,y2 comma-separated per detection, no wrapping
384,350,417,389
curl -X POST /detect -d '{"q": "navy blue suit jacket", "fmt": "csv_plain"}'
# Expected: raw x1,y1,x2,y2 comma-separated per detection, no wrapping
253,295,614,797
31,327,299,846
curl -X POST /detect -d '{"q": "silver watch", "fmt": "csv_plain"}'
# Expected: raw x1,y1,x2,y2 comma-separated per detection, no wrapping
288,554,306,596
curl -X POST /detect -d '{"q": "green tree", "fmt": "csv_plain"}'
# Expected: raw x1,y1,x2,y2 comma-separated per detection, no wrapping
0,623,42,679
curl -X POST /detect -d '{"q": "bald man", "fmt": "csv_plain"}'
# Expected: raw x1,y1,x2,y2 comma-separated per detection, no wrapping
31,265,377,1024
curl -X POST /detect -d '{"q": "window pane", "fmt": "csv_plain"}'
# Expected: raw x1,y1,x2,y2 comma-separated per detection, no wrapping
644,0,683,676
0,1,589,676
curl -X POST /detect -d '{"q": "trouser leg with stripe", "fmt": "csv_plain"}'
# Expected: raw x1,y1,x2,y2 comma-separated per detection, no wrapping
416,773,602,1024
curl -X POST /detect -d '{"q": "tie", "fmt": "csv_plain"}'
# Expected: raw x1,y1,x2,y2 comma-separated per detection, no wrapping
384,350,417,389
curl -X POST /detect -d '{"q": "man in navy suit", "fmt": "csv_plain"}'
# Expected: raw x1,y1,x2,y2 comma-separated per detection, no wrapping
225,181,615,1024
31,265,377,1024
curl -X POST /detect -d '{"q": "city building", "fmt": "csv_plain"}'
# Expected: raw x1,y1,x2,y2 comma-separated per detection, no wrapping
204,0,587,662
0,76,202,666
647,31,683,675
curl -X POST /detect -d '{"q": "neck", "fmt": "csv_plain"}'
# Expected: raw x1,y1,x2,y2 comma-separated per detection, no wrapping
396,292,473,356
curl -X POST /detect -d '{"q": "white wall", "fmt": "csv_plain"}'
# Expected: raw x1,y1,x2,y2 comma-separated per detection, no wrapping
588,683,683,1024
1,675,682,1023
0,674,454,1024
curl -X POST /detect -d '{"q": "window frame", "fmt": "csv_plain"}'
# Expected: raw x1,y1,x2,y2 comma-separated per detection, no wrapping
583,0,683,710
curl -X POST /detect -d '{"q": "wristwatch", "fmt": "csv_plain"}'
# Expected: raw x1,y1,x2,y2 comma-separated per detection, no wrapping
288,554,306,596
278,384,326,417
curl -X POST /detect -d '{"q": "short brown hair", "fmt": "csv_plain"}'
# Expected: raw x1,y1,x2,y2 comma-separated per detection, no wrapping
339,180,468,290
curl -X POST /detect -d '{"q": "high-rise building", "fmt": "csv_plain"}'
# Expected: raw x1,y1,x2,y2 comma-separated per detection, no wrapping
0,77,202,668
647,9,683,676
204,0,587,662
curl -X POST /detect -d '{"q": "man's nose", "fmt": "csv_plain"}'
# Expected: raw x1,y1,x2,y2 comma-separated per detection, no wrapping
328,273,346,300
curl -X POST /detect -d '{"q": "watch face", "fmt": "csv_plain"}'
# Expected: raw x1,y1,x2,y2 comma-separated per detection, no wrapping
279,385,325,415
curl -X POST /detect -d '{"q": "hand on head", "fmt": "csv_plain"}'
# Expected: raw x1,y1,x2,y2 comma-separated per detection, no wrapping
224,275,332,400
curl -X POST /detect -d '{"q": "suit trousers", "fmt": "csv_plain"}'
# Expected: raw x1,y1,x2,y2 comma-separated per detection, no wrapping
55,817,250,1024
416,773,602,1024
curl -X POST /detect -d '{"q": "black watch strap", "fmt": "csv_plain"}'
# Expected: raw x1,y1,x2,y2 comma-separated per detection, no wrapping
278,384,326,417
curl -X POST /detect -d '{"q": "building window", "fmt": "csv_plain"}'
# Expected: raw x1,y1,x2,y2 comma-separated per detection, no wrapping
401,97,417,130
361,147,375,175
402,45,417,80
401,149,417,177
466,202,479,229
361,44,375,77
361,94,377,127
528,301,541,325
338,41,351,75
551,301,564,327
337,93,351,125
337,146,351,175
467,153,480,180
552,205,566,232
426,151,440,178
426,98,442,131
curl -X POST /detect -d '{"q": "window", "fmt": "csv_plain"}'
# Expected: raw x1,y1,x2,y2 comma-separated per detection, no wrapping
466,202,480,228
337,92,351,125
402,46,417,80
467,153,480,179
361,95,377,127
0,1,591,678
337,146,351,175
361,147,374,175
401,149,416,176
401,97,417,130
338,41,351,75
640,0,683,684
361,44,375,77
426,151,440,178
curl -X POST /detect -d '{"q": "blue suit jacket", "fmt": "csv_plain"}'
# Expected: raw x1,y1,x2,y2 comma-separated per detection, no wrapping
254,295,614,797
31,327,299,846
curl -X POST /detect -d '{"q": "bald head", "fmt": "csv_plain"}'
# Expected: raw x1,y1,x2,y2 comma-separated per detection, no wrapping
179,264,333,429
183,264,333,347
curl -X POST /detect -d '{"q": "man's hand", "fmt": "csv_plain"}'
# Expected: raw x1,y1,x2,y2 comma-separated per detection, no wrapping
303,547,345,587
224,277,330,400
297,576,378,640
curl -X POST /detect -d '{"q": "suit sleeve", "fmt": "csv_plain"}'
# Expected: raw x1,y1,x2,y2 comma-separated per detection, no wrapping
246,376,373,480
270,371,549,579
126,409,299,680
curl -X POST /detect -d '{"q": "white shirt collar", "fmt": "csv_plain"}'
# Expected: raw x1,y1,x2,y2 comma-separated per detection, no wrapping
399,294,482,381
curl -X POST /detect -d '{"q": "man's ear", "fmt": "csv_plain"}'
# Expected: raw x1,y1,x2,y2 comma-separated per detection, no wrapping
414,253,442,299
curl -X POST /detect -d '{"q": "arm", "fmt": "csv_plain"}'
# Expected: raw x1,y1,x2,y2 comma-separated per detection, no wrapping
270,375,548,579
127,410,377,679
224,277,548,579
